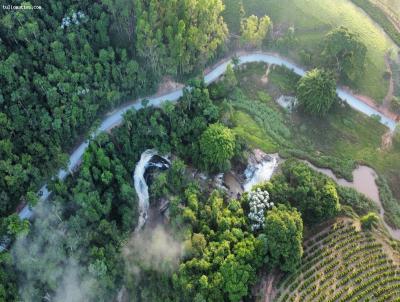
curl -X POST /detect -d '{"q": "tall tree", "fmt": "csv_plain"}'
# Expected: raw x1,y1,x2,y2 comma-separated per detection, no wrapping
199,123,236,172
297,68,337,116
264,204,303,273
240,15,271,48
322,26,367,82
134,0,228,75
101,0,135,41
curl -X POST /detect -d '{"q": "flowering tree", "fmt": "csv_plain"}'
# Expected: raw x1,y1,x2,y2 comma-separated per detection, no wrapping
248,188,273,231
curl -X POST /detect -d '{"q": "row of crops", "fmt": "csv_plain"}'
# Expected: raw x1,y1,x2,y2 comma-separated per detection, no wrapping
274,220,400,302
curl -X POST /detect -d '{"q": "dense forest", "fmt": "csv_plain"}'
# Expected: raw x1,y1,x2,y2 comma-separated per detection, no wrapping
4,78,348,301
0,1,228,300
1,0,400,301
0,0,227,221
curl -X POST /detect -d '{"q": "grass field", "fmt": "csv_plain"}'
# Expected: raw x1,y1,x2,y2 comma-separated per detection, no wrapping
223,0,398,101
232,111,278,153
228,62,400,226
274,219,400,301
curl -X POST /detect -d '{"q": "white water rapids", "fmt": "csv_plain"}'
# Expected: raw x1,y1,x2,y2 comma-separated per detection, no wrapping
244,154,280,192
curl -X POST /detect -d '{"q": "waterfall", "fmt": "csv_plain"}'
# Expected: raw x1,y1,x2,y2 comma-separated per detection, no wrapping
133,149,170,231
244,153,279,192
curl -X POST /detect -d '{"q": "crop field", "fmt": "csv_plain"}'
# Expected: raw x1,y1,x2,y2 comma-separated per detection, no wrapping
223,0,398,101
274,219,400,302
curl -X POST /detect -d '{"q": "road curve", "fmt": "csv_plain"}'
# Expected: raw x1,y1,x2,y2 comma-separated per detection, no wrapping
18,51,399,221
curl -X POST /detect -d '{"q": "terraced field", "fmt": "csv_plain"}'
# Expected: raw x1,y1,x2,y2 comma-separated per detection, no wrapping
274,219,400,302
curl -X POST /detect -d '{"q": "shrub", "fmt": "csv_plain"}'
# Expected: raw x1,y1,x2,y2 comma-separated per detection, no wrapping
361,212,380,230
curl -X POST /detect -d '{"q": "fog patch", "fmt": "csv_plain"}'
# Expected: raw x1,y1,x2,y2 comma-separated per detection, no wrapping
123,225,183,274
11,202,99,302
53,264,96,302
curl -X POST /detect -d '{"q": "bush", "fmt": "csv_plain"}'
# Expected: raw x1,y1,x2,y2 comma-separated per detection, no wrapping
376,176,400,229
337,186,379,216
361,212,380,230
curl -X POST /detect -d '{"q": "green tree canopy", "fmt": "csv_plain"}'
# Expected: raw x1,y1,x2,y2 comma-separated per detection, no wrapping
134,0,228,76
360,212,380,230
240,15,271,48
171,191,264,302
199,123,236,172
265,160,341,224
322,26,367,82
264,204,303,273
297,68,337,116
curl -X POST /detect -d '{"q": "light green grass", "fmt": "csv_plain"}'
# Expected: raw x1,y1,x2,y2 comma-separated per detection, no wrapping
223,0,398,101
232,111,278,153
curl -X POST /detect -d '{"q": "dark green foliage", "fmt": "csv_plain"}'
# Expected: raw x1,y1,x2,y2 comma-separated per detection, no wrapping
167,159,188,194
337,186,379,216
266,160,341,225
0,1,151,218
200,123,236,172
297,69,337,116
0,252,18,302
12,80,222,301
321,26,367,82
376,176,400,229
360,212,380,230
14,132,138,301
210,64,238,99
263,204,303,273
0,0,229,222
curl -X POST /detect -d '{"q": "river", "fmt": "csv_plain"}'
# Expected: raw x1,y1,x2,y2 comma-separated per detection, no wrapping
305,162,400,240
14,52,399,228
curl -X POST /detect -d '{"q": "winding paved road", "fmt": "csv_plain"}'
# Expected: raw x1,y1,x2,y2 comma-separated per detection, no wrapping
18,52,398,222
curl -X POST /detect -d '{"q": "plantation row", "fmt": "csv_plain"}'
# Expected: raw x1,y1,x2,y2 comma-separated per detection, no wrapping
275,220,400,302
